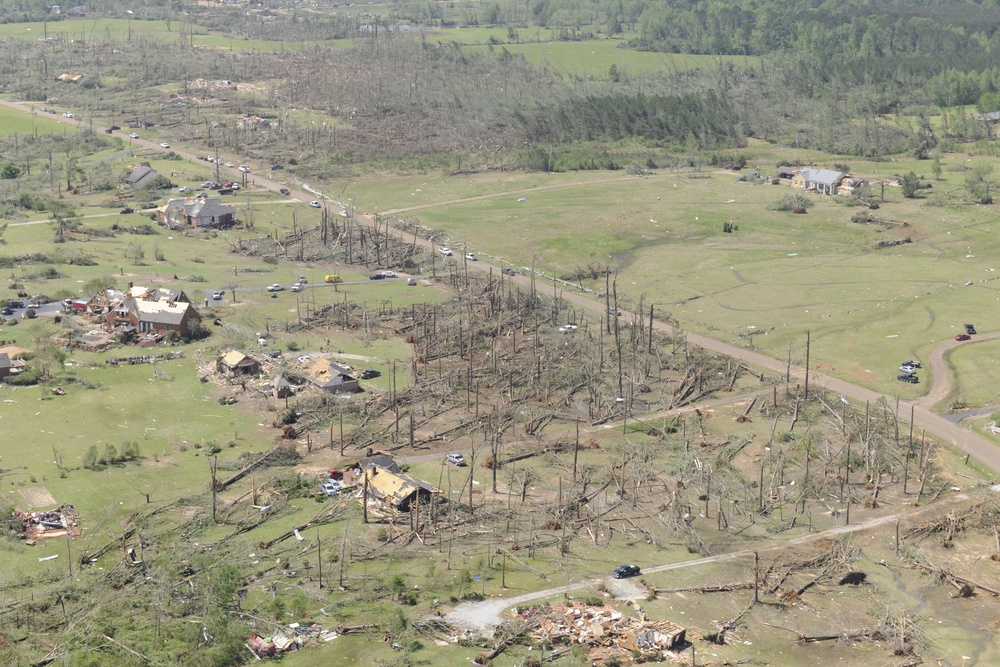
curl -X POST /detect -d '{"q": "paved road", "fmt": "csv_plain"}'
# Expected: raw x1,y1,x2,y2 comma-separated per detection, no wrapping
3,96,998,472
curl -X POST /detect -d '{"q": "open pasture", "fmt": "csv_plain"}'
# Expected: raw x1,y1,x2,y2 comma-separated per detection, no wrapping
362,158,1000,406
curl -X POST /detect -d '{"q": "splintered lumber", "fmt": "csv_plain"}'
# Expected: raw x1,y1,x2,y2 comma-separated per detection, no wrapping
735,397,757,423
654,582,753,594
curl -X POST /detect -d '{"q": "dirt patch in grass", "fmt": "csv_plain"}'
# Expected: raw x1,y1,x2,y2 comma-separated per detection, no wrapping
0,344,30,358
19,486,57,509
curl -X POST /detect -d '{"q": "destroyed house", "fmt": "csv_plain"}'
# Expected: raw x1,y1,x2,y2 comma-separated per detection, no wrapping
622,620,686,652
363,467,439,512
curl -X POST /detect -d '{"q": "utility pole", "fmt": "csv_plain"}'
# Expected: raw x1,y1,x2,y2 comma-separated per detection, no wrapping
803,330,810,400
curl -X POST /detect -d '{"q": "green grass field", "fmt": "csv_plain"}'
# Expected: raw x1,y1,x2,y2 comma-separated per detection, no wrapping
344,152,1000,407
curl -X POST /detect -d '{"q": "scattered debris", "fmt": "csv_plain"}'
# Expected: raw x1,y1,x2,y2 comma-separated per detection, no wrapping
17,505,80,541
519,602,685,664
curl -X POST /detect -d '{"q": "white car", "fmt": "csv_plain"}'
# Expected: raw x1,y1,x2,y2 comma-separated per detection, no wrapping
338,210,349,217
308,201,322,208
558,324,579,334
63,112,73,118
439,247,453,256
290,283,303,292
129,132,139,139
160,142,170,148
266,284,284,292
206,155,216,163
446,453,467,466
178,186,192,193
211,290,223,300
239,165,250,173
200,182,216,189
297,354,311,363
381,271,397,278
319,480,342,496
465,253,477,261
224,162,234,168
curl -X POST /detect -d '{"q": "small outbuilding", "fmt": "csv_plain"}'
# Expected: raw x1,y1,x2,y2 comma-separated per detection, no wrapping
0,353,11,379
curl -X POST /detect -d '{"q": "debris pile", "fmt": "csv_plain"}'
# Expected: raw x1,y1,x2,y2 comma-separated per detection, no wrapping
246,622,340,660
18,505,80,542
519,603,685,663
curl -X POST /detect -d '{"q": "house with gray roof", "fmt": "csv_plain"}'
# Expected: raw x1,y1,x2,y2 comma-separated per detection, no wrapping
125,162,159,188
158,196,236,228
105,295,200,337
792,168,845,195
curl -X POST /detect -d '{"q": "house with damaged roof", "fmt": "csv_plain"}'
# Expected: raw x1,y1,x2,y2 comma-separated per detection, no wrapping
362,466,439,512
158,196,236,228
105,294,200,338
307,358,360,393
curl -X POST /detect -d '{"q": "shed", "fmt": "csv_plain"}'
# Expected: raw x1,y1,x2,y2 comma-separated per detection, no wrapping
0,353,10,379
272,375,294,399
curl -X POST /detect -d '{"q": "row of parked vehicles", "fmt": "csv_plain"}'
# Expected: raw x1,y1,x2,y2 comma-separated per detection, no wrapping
896,324,977,384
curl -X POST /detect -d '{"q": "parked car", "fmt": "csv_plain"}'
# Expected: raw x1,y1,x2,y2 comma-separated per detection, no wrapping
381,271,397,278
559,324,579,334
0,307,12,316
608,307,622,316
897,373,919,384
119,206,135,214
298,275,308,284
900,364,918,373
446,453,467,466
109,125,121,131
613,564,641,579
901,360,922,368
369,273,385,280
965,323,977,335
267,284,284,292
328,469,345,480
439,247,453,256
63,112,73,118
465,253,477,261
239,165,251,173
224,162,235,168
200,182,216,189
291,283,303,292
271,164,284,170
104,128,113,134
308,200,321,208
206,155,216,163
501,267,515,276
955,333,971,341
178,186,192,193
319,480,342,496
129,132,139,139
211,290,223,300
407,277,416,286
359,369,381,379
160,142,170,148
324,275,342,283
338,210,349,217
279,188,290,195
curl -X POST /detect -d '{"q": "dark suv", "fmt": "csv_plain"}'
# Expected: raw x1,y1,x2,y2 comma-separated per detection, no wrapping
613,564,641,579
965,323,976,335
897,373,919,384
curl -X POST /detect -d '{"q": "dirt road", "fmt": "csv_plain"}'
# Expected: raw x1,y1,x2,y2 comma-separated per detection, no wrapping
446,488,989,632
913,332,1000,411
